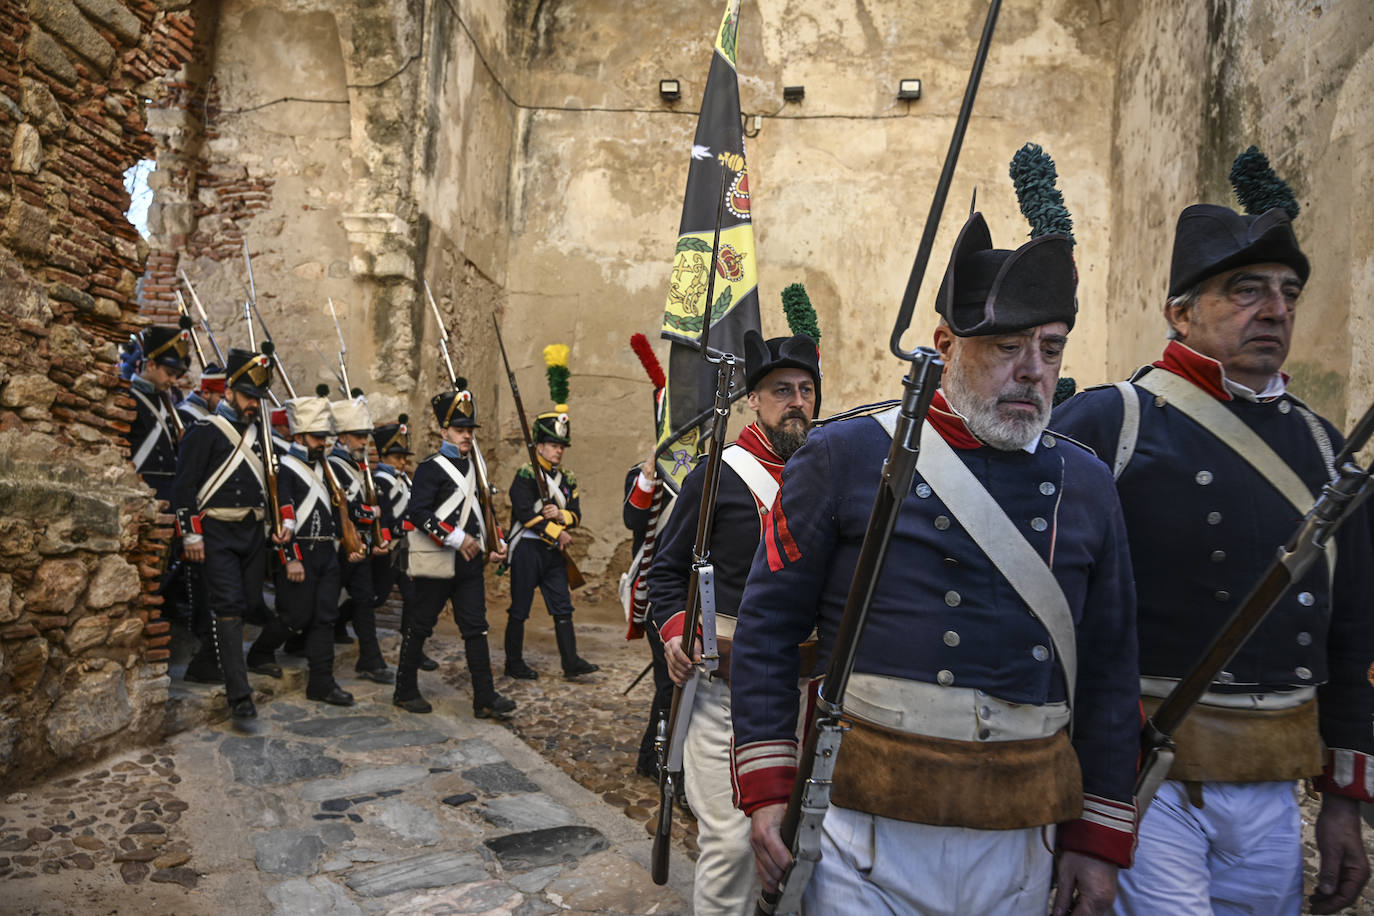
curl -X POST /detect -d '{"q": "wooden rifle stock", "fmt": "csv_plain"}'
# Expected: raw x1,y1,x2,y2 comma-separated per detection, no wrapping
257,408,287,542
471,440,506,556
493,317,584,588
163,390,186,441
323,458,366,557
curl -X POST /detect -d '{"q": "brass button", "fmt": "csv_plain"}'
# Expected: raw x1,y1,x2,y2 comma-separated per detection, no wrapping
936,669,954,686
1195,470,1213,485
1030,517,1048,532
934,516,951,530
944,591,961,607
1039,481,1056,496
943,630,960,647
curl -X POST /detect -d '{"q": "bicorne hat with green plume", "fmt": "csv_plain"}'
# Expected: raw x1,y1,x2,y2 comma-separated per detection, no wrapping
1167,146,1309,297
936,143,1077,337
742,283,823,416
534,345,572,445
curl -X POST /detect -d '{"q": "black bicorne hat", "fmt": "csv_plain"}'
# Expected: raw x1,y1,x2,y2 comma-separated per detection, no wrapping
224,347,272,399
373,414,413,455
742,330,823,417
1168,146,1309,298
533,410,571,445
432,380,478,429
138,324,192,373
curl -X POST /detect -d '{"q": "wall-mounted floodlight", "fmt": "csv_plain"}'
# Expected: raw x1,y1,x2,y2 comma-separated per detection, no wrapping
783,85,805,103
897,79,922,101
659,79,681,102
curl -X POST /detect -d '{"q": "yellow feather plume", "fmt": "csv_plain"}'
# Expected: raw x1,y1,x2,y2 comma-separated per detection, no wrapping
543,344,570,368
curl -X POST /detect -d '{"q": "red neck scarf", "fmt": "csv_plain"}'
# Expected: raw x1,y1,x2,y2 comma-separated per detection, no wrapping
734,422,786,485
927,390,983,450
1151,339,1289,403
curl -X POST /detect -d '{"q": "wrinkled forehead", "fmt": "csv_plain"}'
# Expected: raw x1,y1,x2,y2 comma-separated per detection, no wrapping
1210,261,1303,289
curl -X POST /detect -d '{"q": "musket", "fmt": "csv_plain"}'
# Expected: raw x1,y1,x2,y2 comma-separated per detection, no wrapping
242,298,282,408
327,298,353,395
1134,400,1374,813
424,280,460,390
245,300,298,400
322,454,366,558
652,165,737,886
257,388,289,544
756,3,998,913
242,238,258,314
309,340,348,397
178,269,226,365
494,316,586,590
175,292,208,371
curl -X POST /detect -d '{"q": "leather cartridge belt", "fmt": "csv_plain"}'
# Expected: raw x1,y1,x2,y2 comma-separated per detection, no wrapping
1140,679,1321,783
831,674,1080,829
708,614,819,687
202,507,265,522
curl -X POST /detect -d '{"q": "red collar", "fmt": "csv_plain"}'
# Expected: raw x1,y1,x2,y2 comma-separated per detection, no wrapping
735,422,786,485
1151,340,1289,402
927,390,983,450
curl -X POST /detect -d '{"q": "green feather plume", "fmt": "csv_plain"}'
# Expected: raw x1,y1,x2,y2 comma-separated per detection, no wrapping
781,283,821,341
543,344,570,407
1053,377,1076,407
1229,146,1299,220
1009,143,1074,245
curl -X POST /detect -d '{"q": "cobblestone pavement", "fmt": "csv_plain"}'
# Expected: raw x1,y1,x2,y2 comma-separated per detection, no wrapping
3,589,1371,914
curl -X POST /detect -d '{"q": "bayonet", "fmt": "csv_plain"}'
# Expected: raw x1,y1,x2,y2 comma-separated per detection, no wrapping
328,298,352,394
175,290,208,371
423,280,460,389
178,269,226,364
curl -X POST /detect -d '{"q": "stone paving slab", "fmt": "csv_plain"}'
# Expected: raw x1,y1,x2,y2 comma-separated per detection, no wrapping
343,850,487,897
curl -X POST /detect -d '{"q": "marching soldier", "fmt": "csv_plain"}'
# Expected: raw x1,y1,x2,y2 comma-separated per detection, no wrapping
128,324,191,501
176,363,225,426
372,416,437,672
327,394,395,685
246,387,357,706
650,301,823,916
1053,147,1374,915
171,347,288,720
504,344,598,679
398,384,514,718
733,146,1139,914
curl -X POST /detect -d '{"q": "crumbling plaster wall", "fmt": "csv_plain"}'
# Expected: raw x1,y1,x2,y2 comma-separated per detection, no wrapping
502,0,1121,573
1108,0,1374,429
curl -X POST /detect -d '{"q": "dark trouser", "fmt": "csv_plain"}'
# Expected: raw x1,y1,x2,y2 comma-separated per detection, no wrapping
638,624,675,773
405,554,497,707
371,549,412,609
182,554,222,679
507,540,574,621
253,542,341,696
198,517,266,705
338,547,385,672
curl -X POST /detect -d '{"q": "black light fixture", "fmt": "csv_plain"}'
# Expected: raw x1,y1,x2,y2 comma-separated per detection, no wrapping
659,79,681,102
783,85,805,103
897,78,922,101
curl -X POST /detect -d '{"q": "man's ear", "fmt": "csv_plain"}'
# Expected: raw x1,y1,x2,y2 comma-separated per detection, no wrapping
1163,300,1190,340
932,324,957,361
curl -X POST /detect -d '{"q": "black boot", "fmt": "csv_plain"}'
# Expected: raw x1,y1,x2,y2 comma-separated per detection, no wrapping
213,616,256,717
184,639,224,683
554,616,599,677
419,651,440,672
467,635,516,719
246,617,286,678
503,619,538,680
392,629,432,714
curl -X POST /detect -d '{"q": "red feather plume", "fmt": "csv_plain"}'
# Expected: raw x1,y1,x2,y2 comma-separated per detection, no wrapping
630,333,666,390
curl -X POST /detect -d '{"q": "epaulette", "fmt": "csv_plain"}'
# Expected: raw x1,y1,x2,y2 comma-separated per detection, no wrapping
517,464,535,479
1041,428,1099,459
562,468,577,487
814,399,900,427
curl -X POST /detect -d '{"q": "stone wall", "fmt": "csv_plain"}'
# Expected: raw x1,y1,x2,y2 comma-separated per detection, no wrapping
1108,0,1374,428
0,0,194,787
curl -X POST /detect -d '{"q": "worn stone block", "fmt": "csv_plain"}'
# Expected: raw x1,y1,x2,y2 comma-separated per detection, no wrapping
0,575,14,623
71,0,141,44
85,555,139,609
11,124,41,175
45,664,132,755
343,851,486,897
219,737,343,786
5,199,50,258
299,765,429,801
27,0,115,73
20,79,66,138
22,28,78,85
483,826,608,869
63,614,109,655
24,557,86,611
265,876,363,916
106,617,143,647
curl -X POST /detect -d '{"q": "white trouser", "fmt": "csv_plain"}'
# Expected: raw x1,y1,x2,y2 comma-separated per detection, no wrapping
803,805,1053,915
1115,780,1301,916
684,674,758,916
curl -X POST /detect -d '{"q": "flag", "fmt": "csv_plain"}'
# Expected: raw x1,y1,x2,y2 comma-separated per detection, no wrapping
656,0,761,492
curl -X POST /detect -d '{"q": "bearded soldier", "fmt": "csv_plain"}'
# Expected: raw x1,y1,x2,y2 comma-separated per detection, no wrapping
327,394,395,686
1053,148,1374,916
129,324,191,501
171,348,289,720
649,289,823,916
734,146,1139,914
372,416,437,673
398,385,514,718
503,345,598,680
246,388,357,707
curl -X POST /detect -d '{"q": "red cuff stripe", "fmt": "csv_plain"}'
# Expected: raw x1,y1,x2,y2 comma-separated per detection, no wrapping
659,611,686,643
1315,749,1374,803
775,503,802,562
628,479,654,510
1058,794,1137,867
731,738,798,816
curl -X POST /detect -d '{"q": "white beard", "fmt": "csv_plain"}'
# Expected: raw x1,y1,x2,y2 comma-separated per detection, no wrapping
942,358,1050,452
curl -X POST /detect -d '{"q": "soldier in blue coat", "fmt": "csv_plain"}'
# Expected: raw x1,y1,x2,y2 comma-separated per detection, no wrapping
1053,148,1374,915
732,146,1139,915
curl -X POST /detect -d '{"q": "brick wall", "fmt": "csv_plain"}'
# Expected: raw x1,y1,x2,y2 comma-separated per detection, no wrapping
0,0,194,786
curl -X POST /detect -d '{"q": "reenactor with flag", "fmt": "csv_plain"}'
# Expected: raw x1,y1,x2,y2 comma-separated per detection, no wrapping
503,345,599,680
649,287,823,916
128,324,192,501
398,383,514,718
327,393,395,685
372,416,436,673
171,347,291,721
1053,148,1374,915
733,146,1139,914
245,387,357,707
